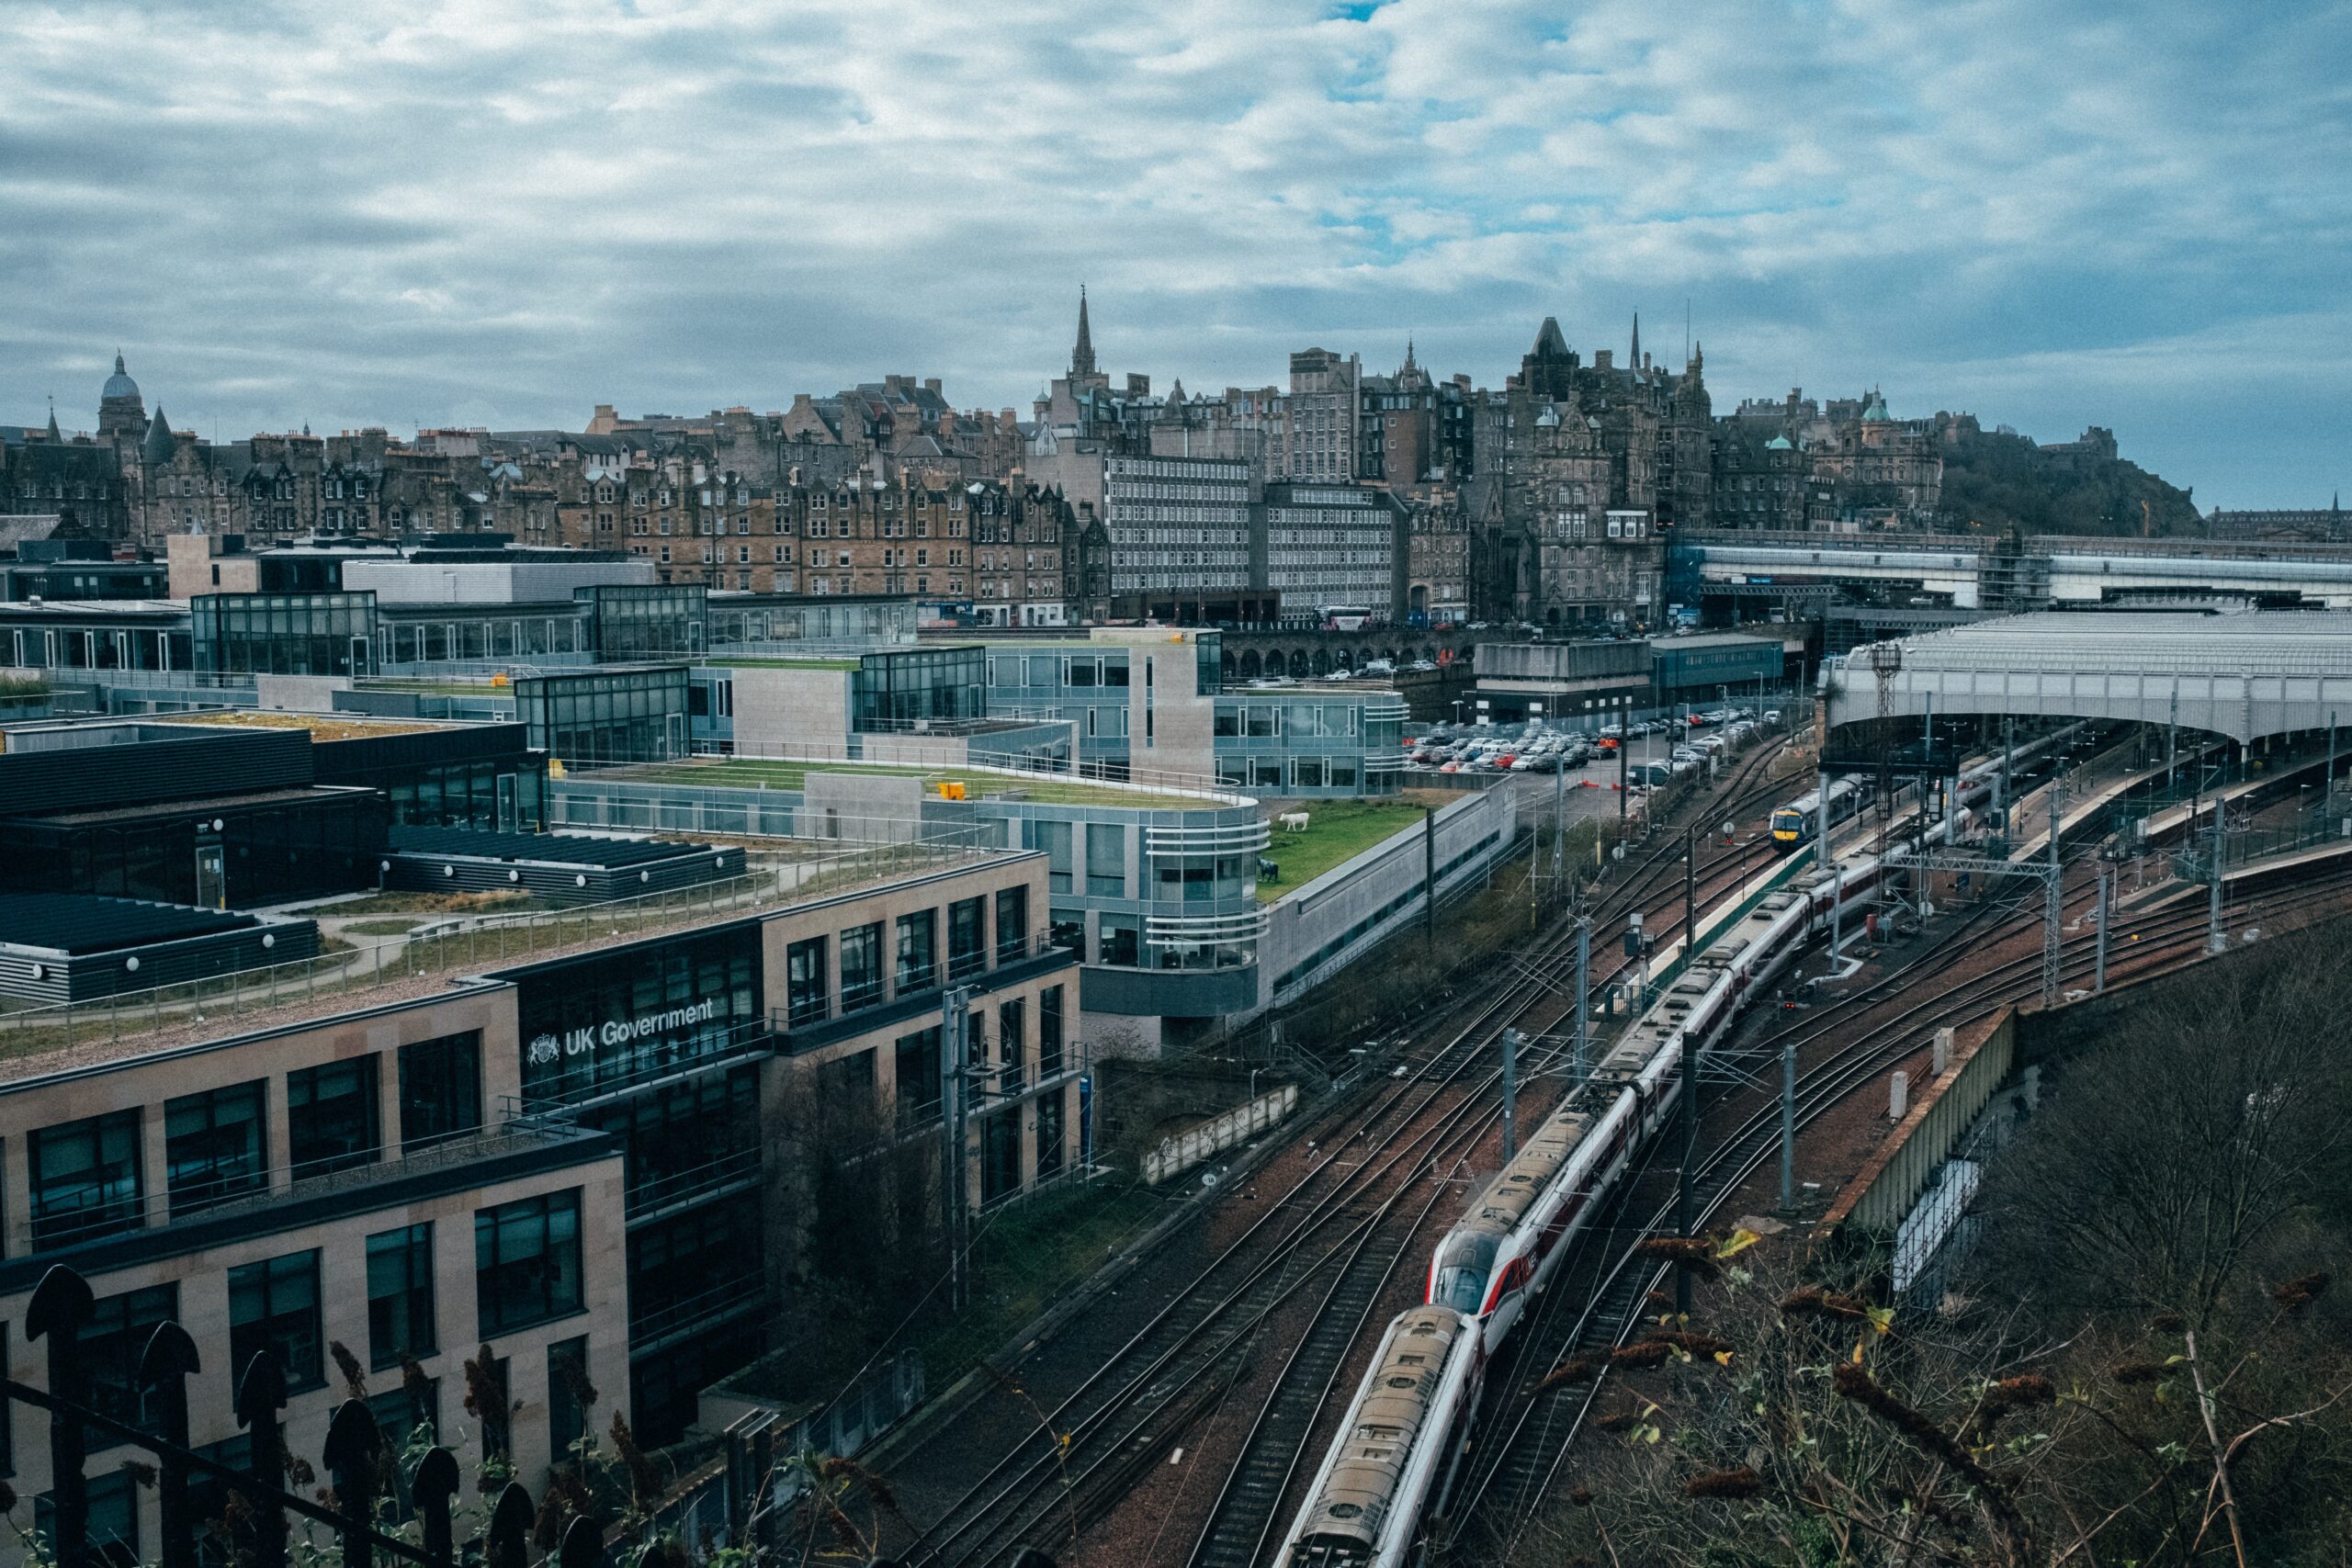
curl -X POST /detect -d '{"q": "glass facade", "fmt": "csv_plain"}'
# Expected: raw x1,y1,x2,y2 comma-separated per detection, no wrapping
514,666,690,765
229,1250,324,1393
191,592,378,676
582,583,705,660
853,645,986,730
367,1223,437,1370
476,1190,584,1335
0,791,388,908
510,924,763,1103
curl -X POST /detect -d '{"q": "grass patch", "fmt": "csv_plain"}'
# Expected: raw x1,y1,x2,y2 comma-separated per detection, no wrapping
908,1179,1173,1387
1255,798,1429,898
288,889,541,917
717,1176,1173,1408
165,712,445,741
345,918,425,936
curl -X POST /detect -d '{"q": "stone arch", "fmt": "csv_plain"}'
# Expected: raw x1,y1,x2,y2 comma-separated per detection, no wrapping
1311,648,1331,675
1289,649,1311,678
1336,648,1355,671
1238,649,1262,679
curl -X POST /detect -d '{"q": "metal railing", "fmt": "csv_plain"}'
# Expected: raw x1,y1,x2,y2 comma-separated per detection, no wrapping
683,737,1250,802
770,934,1070,1049
6,1263,618,1568
20,1117,599,1256
0,840,1004,1062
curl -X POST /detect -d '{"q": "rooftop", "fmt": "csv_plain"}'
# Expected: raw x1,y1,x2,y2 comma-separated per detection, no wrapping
0,838,1021,1082
161,710,452,741
0,893,257,956
386,824,724,869
1254,796,1430,901
598,756,1231,810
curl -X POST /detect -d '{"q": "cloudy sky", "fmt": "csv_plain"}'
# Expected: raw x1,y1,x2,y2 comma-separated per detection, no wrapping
4,0,2346,506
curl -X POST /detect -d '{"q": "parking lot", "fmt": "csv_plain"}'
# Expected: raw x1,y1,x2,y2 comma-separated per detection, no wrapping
1403,703,1787,803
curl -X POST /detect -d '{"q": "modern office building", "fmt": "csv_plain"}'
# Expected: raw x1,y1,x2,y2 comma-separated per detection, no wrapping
0,829,1081,1568
1253,483,1403,625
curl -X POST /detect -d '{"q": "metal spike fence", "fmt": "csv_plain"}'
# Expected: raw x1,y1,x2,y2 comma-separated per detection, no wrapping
4,1264,669,1568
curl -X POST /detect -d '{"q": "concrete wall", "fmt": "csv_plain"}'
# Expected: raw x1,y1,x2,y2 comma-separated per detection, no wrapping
254,672,353,712
1259,784,1520,1006
342,558,653,605
730,666,853,756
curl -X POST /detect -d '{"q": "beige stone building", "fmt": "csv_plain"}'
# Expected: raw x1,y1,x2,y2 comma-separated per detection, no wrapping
0,846,1080,1562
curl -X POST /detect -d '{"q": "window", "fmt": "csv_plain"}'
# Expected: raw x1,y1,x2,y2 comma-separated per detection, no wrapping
995,886,1029,961
947,897,987,980
894,910,936,993
895,1027,943,1126
998,998,1026,1088
40,1468,138,1568
161,1082,267,1215
367,1224,436,1370
786,934,829,1027
1086,823,1126,897
288,1057,380,1179
80,1285,176,1449
840,922,883,1010
1021,818,1072,893
230,1250,323,1394
1040,986,1066,1077
1048,907,1086,960
476,1190,584,1335
399,1032,481,1150
1100,914,1140,968
28,1111,143,1246
548,1337,592,1463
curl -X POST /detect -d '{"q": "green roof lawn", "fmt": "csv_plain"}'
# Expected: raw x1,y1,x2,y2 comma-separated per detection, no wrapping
1255,798,1428,899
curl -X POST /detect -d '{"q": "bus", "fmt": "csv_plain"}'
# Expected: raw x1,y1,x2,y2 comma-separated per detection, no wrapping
1320,605,1374,631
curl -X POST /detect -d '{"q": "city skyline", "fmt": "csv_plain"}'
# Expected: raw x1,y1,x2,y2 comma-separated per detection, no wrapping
4,0,2346,507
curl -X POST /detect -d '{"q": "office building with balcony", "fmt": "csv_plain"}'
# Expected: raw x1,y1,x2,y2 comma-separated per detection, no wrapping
0,831,1080,1568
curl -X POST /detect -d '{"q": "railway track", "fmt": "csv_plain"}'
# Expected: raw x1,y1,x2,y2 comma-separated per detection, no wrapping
1443,854,2352,1558
896,741,1814,1565
1118,739,2078,1568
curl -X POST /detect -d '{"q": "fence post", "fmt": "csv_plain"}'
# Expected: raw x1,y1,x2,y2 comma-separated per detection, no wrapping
139,1321,203,1568
487,1482,534,1568
322,1399,381,1568
235,1350,291,1568
559,1514,605,1568
27,1266,96,1568
413,1449,461,1567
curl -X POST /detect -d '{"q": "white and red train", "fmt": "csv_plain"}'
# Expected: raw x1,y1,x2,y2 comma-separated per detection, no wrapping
1274,725,2087,1568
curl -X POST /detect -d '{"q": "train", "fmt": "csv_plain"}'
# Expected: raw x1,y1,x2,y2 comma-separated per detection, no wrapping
1770,727,2086,851
1275,723,2090,1568
1771,777,1862,848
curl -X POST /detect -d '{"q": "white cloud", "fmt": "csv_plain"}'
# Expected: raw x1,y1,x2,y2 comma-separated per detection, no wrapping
0,0,2344,502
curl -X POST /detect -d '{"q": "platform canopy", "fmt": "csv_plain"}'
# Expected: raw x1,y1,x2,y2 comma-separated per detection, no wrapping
1825,611,2352,743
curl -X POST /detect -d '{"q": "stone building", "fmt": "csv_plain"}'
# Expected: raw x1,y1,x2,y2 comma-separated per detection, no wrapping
1400,485,1471,625
1358,343,1474,490
1466,317,1701,626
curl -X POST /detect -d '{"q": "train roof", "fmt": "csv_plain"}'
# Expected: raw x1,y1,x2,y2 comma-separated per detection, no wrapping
1287,1307,1470,1563
1461,1102,1597,1236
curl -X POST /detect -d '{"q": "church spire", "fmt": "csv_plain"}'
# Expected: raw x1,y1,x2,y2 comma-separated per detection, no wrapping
1070,287,1097,379
1630,311,1640,369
